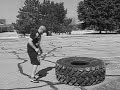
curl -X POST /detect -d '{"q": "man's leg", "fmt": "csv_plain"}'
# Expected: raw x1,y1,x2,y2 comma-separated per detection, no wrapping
31,65,38,78
30,65,39,83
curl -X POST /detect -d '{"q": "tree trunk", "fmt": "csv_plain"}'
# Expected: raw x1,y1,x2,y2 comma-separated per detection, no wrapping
46,31,49,36
99,30,102,34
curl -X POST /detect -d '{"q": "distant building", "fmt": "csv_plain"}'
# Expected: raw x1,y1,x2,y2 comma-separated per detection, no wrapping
0,19,14,33
0,19,6,25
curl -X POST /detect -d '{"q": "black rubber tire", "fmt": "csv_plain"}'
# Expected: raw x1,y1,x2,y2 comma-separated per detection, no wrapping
55,57,106,86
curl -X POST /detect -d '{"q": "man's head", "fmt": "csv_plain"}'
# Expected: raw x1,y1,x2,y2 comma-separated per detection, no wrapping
38,25,46,34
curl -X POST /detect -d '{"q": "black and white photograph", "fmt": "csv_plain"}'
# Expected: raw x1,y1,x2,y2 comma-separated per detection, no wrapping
0,0,120,90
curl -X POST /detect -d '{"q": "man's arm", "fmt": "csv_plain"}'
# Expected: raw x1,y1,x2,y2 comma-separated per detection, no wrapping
28,38,39,52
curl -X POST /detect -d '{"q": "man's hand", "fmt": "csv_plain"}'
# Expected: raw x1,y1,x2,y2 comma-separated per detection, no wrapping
35,48,39,53
37,53,45,60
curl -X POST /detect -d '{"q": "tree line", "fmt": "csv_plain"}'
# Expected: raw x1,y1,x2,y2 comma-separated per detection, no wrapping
14,0,120,35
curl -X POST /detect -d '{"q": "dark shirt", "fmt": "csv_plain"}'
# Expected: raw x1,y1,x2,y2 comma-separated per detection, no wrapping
27,30,41,52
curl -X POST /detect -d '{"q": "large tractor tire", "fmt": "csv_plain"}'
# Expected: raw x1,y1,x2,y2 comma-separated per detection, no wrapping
55,57,106,86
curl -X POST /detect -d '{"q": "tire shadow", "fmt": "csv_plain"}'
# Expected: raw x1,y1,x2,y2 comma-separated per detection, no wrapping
36,66,55,79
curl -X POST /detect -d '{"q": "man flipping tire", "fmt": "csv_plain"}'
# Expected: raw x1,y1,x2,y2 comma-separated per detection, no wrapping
27,25,46,83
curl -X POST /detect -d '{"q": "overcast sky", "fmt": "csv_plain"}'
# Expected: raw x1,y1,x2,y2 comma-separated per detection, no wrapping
0,0,82,24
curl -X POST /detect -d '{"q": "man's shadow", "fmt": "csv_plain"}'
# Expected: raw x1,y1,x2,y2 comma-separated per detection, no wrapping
36,66,55,80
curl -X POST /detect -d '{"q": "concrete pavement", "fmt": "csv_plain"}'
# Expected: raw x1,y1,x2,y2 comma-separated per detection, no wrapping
0,32,120,90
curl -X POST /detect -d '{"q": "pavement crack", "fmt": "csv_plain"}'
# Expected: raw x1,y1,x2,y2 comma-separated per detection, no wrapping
1,47,7,50
10,50,29,77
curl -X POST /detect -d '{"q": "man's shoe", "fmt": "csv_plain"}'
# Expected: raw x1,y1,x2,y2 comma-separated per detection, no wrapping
30,77,39,83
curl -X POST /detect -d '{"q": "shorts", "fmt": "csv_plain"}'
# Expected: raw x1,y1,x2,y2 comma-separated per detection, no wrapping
27,44,40,65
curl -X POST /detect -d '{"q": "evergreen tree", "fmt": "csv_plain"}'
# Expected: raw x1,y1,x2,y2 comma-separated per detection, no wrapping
77,0,120,33
40,0,67,35
14,0,41,35
14,0,67,36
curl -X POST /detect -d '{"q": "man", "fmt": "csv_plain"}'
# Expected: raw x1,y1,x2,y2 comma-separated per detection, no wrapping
27,25,46,83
